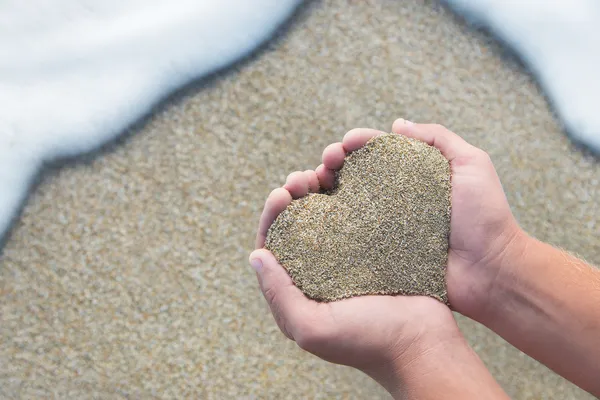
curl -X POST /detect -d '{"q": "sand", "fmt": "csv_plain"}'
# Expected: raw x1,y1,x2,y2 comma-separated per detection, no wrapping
266,134,451,302
1,0,598,399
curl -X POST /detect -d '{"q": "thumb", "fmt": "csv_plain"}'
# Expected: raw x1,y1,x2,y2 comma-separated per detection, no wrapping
249,249,312,341
392,120,478,162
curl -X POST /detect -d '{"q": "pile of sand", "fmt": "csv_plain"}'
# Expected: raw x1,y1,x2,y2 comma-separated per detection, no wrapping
266,134,451,303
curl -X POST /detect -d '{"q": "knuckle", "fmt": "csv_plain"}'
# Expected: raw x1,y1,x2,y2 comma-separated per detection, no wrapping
277,319,294,341
264,287,290,336
263,284,277,305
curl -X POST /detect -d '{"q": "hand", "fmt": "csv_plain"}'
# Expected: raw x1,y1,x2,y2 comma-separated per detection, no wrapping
384,124,600,398
249,154,461,393
389,120,523,319
268,120,521,319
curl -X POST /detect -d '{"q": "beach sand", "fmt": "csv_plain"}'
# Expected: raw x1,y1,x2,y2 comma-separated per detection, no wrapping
266,134,451,303
1,0,598,398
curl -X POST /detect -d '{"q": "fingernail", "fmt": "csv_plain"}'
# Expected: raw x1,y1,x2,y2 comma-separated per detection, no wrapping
250,257,263,272
401,118,414,125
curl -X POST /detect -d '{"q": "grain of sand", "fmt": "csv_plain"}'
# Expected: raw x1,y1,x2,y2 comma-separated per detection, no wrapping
266,134,451,303
1,0,598,398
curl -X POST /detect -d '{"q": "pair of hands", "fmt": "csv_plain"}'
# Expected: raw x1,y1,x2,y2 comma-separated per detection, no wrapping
250,120,522,389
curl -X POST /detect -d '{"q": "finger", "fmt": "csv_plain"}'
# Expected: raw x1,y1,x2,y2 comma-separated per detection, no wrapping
342,128,387,153
284,171,310,199
315,164,336,191
322,142,345,170
304,170,320,193
249,249,315,341
255,188,292,249
391,119,476,162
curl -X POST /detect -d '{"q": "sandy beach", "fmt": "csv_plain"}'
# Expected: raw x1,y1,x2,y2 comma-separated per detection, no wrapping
1,0,598,398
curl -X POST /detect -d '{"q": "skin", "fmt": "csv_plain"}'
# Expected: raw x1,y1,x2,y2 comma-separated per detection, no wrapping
250,120,600,398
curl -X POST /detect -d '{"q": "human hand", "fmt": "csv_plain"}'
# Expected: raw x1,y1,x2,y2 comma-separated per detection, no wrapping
382,123,600,398
249,159,461,393
278,121,520,320
385,120,523,319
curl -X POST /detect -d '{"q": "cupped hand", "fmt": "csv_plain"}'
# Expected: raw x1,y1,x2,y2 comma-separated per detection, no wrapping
309,120,520,319
389,120,521,318
250,137,461,388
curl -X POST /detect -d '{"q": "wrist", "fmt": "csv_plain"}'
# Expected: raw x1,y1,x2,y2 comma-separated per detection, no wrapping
468,225,533,323
371,322,507,399
363,313,463,398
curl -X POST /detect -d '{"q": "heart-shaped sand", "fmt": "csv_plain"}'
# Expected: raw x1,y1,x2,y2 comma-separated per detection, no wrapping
266,134,451,303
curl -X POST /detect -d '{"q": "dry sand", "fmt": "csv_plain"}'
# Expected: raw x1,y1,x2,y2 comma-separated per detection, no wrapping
1,0,599,398
266,134,451,303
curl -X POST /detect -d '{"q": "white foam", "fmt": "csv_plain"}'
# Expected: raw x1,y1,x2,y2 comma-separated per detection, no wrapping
444,0,600,152
0,0,301,238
